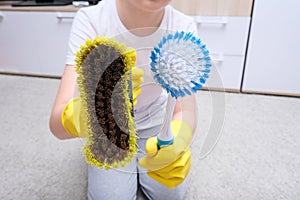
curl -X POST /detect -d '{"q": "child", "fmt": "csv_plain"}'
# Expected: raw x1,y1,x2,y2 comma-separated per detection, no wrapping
49,0,197,199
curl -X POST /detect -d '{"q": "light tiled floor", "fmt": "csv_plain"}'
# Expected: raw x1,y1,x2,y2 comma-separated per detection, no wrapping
0,74,299,200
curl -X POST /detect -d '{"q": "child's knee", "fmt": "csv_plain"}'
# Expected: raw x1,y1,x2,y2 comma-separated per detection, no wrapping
139,173,188,200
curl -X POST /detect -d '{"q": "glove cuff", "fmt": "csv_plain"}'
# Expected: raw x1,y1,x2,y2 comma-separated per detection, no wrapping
61,98,80,137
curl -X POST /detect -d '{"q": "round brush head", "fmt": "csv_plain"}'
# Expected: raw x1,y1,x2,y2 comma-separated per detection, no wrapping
150,31,212,98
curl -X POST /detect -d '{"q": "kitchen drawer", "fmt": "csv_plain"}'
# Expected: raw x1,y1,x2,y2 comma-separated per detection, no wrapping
205,54,245,91
193,16,250,56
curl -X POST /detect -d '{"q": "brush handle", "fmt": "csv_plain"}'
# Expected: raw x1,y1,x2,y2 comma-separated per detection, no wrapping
157,95,175,148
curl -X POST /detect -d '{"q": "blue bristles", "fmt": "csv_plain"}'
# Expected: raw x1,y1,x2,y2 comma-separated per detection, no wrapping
154,47,160,54
150,31,212,99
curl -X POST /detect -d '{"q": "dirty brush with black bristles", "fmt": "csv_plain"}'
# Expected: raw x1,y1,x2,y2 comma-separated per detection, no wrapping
75,37,137,169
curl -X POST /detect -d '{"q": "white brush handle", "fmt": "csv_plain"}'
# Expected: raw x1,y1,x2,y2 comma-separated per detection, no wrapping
157,95,175,148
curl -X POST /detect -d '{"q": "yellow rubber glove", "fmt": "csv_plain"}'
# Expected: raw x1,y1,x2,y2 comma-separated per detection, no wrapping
61,97,88,138
139,120,193,188
132,67,144,105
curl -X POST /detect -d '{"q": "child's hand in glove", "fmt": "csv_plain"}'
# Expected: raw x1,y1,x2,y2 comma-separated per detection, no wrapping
61,97,88,138
139,120,193,188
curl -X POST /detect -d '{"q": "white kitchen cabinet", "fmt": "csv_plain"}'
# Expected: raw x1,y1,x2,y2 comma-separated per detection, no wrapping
0,11,40,74
193,16,251,91
0,11,75,77
170,0,253,92
242,0,300,96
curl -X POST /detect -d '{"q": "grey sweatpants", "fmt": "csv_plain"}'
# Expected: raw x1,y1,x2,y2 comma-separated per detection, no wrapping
87,125,189,200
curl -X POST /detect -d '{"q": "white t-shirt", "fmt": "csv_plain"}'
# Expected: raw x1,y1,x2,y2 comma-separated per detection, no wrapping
66,0,198,130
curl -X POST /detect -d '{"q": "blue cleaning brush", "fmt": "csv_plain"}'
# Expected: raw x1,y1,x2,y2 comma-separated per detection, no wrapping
150,31,212,148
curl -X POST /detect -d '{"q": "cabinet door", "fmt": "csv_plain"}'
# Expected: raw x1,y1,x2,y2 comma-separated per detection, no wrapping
0,11,40,74
32,12,75,76
242,0,300,96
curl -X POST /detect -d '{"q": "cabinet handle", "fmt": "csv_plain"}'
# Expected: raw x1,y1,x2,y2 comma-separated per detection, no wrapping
56,12,75,20
193,17,228,25
211,53,224,63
